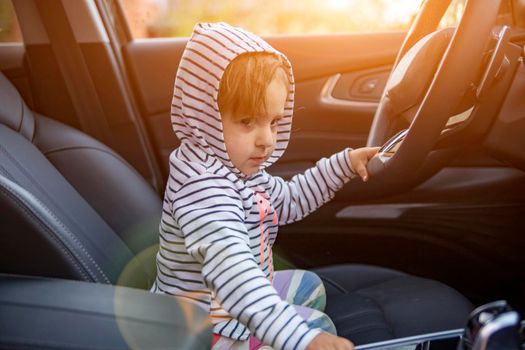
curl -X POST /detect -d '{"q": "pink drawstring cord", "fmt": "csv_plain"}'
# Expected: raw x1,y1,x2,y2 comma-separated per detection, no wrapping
255,192,278,282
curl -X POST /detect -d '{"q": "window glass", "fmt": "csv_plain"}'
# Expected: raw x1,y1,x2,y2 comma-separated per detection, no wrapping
0,0,22,42
439,0,466,28
120,0,423,38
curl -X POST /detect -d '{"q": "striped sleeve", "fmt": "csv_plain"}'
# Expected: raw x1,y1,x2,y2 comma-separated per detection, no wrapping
269,148,357,225
172,175,321,350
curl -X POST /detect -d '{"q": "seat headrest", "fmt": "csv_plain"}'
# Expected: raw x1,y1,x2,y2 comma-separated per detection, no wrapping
0,72,35,140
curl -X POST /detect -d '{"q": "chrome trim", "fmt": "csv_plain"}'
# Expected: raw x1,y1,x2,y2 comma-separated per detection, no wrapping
473,312,520,350
320,74,379,109
445,107,474,128
380,129,408,153
355,329,464,350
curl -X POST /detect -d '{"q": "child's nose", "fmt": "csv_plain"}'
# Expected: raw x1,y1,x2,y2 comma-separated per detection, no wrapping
255,126,274,149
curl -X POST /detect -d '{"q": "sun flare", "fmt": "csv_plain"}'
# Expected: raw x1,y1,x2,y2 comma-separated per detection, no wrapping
381,0,420,24
326,0,355,11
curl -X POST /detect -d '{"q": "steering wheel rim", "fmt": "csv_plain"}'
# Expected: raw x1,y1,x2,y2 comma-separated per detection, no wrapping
366,0,502,178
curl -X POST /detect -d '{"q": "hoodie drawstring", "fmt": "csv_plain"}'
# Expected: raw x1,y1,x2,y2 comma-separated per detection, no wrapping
255,192,278,282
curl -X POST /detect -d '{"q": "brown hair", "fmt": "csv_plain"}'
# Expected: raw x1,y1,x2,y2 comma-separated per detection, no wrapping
218,52,289,120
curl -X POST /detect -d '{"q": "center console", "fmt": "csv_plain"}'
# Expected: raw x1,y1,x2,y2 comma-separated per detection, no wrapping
356,301,524,350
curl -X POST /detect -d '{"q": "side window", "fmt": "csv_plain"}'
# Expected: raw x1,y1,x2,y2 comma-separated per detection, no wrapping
439,0,467,28
0,0,22,42
119,0,424,38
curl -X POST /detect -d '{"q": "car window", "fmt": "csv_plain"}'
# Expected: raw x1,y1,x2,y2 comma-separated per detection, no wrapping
439,0,466,28
119,0,424,38
0,0,22,42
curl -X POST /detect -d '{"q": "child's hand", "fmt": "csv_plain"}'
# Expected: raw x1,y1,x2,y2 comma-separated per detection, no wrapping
349,147,381,182
306,332,355,350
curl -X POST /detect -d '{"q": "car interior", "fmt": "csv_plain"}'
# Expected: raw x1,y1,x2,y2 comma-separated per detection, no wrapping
1,0,524,349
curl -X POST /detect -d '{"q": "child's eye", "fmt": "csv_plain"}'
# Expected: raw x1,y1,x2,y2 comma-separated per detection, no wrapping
240,118,254,127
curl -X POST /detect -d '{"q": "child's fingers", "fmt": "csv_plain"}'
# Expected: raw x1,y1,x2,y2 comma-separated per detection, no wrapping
367,147,381,158
356,164,368,182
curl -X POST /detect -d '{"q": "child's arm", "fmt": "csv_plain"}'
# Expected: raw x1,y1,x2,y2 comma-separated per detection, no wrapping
267,147,379,225
172,175,321,350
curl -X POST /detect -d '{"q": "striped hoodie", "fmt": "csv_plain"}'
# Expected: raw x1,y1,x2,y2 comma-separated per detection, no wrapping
152,23,357,350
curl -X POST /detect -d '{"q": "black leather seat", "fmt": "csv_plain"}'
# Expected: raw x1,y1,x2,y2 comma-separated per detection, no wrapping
315,264,472,344
0,72,472,345
0,72,160,289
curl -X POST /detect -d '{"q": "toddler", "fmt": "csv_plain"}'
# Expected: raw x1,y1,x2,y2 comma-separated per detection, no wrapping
151,22,379,350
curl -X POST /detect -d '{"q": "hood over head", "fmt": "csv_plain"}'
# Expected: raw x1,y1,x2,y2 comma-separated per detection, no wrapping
171,22,295,178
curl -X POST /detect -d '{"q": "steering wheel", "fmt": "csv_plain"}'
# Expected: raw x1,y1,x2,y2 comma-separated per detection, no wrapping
365,0,502,184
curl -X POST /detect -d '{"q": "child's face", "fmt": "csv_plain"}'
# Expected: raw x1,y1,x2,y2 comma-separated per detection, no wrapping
222,75,288,176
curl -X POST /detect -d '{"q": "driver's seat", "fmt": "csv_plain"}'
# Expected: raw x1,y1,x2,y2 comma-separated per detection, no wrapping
0,72,472,344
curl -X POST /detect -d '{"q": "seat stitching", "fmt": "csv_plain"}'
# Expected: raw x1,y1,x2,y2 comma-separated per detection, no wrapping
322,274,407,338
332,307,382,322
339,323,392,335
320,274,405,294
319,275,347,294
15,185,111,283
0,176,95,281
332,302,394,337
0,181,92,281
355,287,397,337
31,111,40,143
0,143,92,237
16,96,24,132
0,164,17,182
355,276,408,292
0,147,111,283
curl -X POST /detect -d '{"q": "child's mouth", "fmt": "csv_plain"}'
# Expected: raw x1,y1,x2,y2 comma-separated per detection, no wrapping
250,157,266,164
